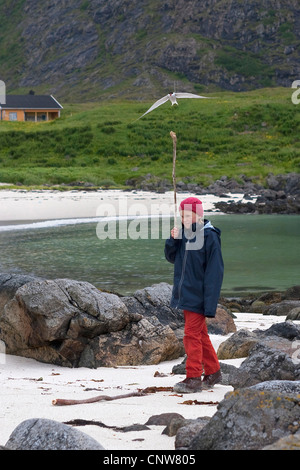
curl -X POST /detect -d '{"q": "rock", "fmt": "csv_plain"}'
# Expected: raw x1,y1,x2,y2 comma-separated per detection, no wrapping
263,431,300,450
123,283,236,336
0,276,183,367
172,356,186,375
287,307,300,321
122,283,183,329
219,362,240,386
284,285,300,300
206,306,237,335
174,417,211,449
265,300,300,316
0,278,130,366
121,424,150,432
248,300,267,313
0,273,43,313
213,173,300,214
217,328,258,359
217,320,300,360
249,380,300,394
162,417,187,437
5,418,104,450
261,321,300,341
227,343,300,389
79,315,184,367
189,388,300,450
145,413,184,426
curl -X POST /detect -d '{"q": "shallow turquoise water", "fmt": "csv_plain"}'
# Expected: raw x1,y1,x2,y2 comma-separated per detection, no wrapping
0,214,299,296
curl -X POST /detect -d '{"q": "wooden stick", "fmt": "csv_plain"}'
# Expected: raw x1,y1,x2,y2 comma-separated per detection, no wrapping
52,391,145,406
170,131,177,225
52,386,173,406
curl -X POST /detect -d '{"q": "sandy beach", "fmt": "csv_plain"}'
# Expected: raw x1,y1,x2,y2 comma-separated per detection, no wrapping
0,188,251,226
0,313,287,451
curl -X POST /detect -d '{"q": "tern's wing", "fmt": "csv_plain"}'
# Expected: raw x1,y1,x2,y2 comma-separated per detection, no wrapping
137,95,170,119
175,93,211,99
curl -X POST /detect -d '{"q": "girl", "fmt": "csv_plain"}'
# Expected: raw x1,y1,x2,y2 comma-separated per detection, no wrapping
165,197,224,393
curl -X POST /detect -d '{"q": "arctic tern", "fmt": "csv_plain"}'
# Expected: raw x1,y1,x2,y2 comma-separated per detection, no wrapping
137,92,210,119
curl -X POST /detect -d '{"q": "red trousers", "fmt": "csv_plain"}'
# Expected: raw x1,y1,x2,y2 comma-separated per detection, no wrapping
183,310,220,378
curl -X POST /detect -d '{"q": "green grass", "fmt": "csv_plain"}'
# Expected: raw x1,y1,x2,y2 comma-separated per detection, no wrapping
0,87,299,188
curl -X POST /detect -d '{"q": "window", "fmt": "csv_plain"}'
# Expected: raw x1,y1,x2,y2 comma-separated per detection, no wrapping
9,112,17,121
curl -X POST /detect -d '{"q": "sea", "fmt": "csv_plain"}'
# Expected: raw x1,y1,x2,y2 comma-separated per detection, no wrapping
0,214,299,297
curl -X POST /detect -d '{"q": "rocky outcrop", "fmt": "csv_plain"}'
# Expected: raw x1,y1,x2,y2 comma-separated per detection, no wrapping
126,173,300,215
220,284,300,315
0,277,184,367
189,386,300,450
214,173,300,214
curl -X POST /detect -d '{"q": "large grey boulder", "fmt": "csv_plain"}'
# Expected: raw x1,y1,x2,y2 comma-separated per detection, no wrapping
225,343,300,389
189,388,300,450
0,276,183,367
5,418,104,450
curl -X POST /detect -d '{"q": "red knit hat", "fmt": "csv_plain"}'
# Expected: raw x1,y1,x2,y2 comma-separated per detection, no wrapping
179,197,204,216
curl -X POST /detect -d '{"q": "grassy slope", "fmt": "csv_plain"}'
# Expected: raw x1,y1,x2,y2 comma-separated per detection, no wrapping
0,87,299,188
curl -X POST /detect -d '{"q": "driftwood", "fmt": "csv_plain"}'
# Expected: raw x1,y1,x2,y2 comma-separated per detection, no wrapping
170,131,177,223
52,386,173,406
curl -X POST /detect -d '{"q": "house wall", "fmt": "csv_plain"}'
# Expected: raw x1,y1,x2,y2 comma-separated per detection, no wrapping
0,109,60,122
1,109,25,121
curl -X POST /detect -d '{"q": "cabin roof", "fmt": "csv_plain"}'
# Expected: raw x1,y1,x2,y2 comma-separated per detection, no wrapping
1,95,63,110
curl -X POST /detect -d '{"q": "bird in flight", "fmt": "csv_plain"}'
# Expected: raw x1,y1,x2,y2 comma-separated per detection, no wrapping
137,92,210,120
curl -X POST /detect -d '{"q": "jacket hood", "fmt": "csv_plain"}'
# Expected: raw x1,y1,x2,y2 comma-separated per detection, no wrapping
204,219,221,236
182,219,221,239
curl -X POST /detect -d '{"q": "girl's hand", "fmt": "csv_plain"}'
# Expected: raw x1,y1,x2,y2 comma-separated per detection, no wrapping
171,227,179,239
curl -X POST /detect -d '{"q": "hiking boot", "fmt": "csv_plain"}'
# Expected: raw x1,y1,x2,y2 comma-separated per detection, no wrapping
173,377,202,393
202,369,222,389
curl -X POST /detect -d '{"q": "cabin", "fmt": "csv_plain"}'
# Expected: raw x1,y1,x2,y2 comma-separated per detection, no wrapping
0,94,63,122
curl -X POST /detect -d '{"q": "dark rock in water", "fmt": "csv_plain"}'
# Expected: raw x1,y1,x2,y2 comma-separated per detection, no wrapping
189,388,300,450
5,418,104,450
264,300,300,316
213,173,300,214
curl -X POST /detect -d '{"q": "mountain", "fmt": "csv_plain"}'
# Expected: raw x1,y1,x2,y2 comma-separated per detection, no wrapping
0,0,299,101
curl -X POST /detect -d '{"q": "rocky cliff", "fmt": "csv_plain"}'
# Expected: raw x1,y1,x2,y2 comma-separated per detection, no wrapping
1,0,299,100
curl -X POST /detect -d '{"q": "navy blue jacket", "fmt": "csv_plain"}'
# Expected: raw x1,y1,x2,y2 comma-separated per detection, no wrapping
164,220,224,317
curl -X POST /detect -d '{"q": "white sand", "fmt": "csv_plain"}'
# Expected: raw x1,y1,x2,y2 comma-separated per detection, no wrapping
0,188,251,225
0,313,288,450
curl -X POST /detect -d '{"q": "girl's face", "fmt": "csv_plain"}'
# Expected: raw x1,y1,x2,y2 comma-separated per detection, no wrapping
180,210,200,229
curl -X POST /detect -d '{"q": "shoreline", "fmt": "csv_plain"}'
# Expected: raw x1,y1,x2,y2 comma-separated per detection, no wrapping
0,188,253,227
